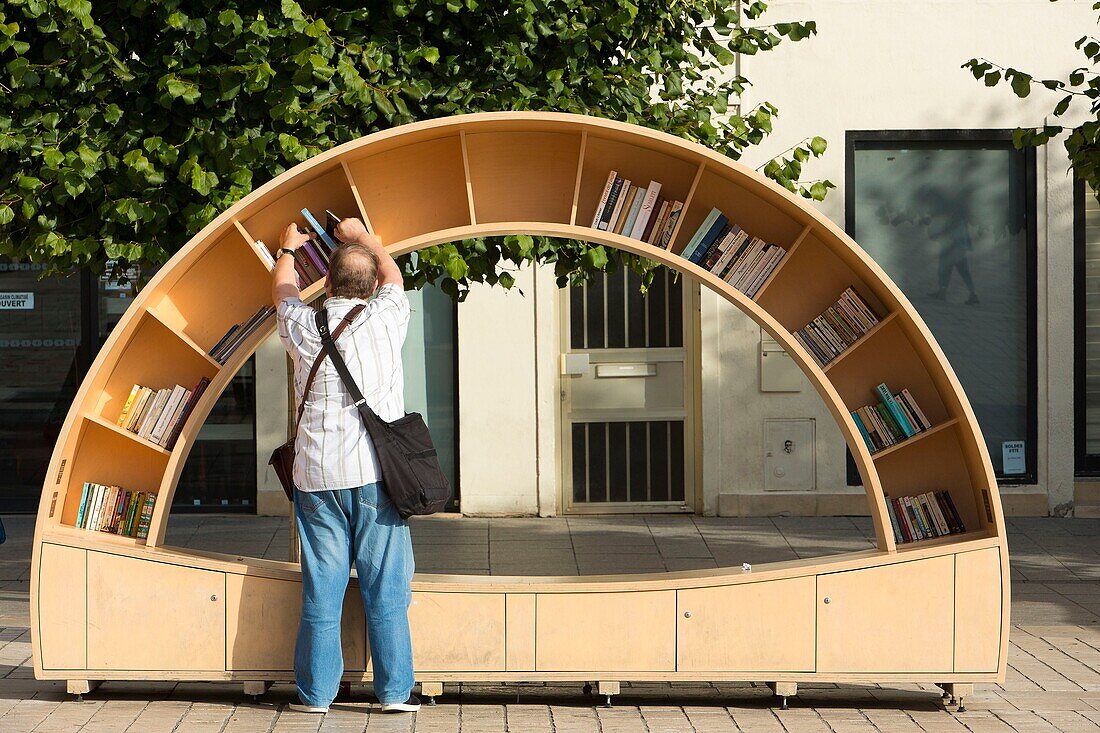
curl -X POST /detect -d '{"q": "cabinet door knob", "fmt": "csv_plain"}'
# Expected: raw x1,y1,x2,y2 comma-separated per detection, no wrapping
210,594,218,602
823,596,831,604
683,611,692,618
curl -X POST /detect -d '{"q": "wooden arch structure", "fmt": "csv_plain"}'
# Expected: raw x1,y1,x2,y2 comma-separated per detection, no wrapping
31,112,1008,706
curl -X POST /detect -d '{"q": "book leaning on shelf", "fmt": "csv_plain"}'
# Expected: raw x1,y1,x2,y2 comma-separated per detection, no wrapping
116,376,212,450
208,305,276,365
590,170,684,248
794,288,881,367
74,483,156,539
250,207,344,286
886,490,966,544
676,206,787,297
850,382,932,454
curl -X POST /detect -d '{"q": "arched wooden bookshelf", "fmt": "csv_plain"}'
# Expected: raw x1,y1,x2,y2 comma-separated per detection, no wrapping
30,112,1007,708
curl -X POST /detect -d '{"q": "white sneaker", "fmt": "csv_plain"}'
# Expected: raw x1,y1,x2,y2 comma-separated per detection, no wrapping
288,701,328,714
381,694,421,712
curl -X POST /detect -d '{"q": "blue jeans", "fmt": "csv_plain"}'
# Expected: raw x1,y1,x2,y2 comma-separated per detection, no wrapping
294,482,415,706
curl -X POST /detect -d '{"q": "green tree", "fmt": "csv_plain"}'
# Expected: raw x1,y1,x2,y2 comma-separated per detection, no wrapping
0,0,827,298
963,2,1099,203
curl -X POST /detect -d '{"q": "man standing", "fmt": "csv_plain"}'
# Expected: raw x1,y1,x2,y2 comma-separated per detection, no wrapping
272,217,419,714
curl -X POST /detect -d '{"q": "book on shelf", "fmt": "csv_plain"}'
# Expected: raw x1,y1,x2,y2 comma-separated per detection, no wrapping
795,288,882,367
886,490,966,544
674,207,788,296
74,482,157,539
163,376,211,450
589,171,683,246
850,383,933,454
115,376,210,449
208,305,276,365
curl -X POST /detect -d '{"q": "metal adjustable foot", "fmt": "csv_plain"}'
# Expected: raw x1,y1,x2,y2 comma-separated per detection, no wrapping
67,680,99,702
422,681,443,706
597,681,619,708
767,682,796,710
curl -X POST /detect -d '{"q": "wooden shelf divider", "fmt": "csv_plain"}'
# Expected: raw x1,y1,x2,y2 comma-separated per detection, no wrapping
752,223,812,302
143,309,224,371
822,311,900,374
666,161,707,254
340,159,375,234
83,414,173,457
569,130,589,226
460,130,478,226
871,417,960,461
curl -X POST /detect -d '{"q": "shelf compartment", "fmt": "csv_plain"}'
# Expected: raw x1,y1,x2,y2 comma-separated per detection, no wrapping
756,232,888,334
56,416,168,533
669,167,806,257
91,311,220,426
344,135,471,244
824,314,950,429
464,130,582,225
874,421,983,535
83,413,172,456
820,311,899,373
574,135,702,234
147,232,272,355
240,166,360,249
870,417,959,460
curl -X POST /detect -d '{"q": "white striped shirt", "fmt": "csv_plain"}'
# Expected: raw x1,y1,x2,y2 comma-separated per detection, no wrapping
276,284,411,492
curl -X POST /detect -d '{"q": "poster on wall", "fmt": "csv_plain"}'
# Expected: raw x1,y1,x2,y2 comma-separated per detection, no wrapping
0,292,34,309
1002,440,1026,475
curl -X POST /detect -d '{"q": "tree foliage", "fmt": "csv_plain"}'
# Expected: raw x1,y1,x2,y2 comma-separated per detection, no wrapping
963,1,1100,205
0,0,826,298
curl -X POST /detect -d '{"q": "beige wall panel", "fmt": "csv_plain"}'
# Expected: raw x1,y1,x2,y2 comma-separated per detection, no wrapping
677,577,815,672
954,548,1002,673
38,544,86,670
410,592,505,672
535,591,675,672
87,552,225,671
506,594,536,671
818,556,954,673
226,574,365,672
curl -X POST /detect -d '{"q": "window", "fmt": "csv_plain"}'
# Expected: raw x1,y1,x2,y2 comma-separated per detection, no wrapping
1076,179,1100,474
847,131,1037,482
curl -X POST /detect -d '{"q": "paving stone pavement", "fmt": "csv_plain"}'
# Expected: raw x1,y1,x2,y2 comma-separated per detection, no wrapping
3,513,1100,730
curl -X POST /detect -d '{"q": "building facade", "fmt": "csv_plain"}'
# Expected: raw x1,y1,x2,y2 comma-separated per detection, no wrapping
1,0,1093,518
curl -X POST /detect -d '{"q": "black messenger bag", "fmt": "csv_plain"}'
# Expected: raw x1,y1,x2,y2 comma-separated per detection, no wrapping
315,308,452,518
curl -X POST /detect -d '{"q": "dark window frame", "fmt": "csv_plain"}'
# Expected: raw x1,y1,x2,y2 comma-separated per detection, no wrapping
1074,176,1098,475
844,129,1039,486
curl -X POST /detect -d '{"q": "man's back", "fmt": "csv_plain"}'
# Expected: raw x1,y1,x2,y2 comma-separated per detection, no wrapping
276,283,412,492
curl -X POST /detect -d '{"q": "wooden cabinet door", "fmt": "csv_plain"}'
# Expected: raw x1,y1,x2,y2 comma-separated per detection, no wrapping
817,556,954,674
535,591,675,672
409,592,506,672
677,577,815,672
87,552,225,671
225,575,366,672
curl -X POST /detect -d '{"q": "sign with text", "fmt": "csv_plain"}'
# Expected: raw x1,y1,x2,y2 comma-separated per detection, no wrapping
1002,440,1026,475
0,292,33,309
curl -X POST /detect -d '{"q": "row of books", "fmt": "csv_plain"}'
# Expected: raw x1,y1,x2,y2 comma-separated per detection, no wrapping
590,171,684,249
116,377,211,450
250,207,343,287
795,288,882,367
208,305,275,365
852,382,933,454
678,207,787,298
887,490,966,544
74,483,156,539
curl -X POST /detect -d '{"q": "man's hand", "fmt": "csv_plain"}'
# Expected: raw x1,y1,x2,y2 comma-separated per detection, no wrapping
280,223,311,251
334,217,370,245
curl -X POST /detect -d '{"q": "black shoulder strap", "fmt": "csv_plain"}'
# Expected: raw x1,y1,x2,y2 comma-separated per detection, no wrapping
315,307,382,428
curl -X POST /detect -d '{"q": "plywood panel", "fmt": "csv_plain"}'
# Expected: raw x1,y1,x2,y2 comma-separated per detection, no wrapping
535,591,675,672
677,577,815,672
87,552,224,671
818,556,954,673
506,594,535,671
240,167,360,249
955,548,1002,672
409,592,505,672
466,131,581,224
225,574,365,672
38,544,86,670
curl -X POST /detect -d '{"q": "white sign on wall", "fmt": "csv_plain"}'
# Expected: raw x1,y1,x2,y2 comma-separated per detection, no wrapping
1002,440,1026,475
0,292,34,309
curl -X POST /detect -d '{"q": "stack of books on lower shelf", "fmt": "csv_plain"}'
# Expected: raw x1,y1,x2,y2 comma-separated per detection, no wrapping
590,171,684,248
794,288,881,367
74,483,156,540
250,208,343,287
208,305,275,365
677,207,786,297
116,377,212,450
851,382,932,454
887,490,966,544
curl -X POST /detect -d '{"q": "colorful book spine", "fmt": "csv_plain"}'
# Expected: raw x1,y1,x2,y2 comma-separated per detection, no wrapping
591,171,619,228
875,383,917,438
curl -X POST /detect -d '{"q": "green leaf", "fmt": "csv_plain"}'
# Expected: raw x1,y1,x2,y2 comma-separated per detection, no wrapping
1009,70,1032,98
0,204,13,226
809,136,827,156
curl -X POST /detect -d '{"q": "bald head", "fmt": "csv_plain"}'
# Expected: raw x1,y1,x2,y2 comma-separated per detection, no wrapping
328,243,379,299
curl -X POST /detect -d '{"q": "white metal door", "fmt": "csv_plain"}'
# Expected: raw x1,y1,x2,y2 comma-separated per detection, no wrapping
560,266,696,513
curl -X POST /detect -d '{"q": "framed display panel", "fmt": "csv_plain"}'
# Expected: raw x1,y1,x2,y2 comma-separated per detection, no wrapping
31,112,1009,698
